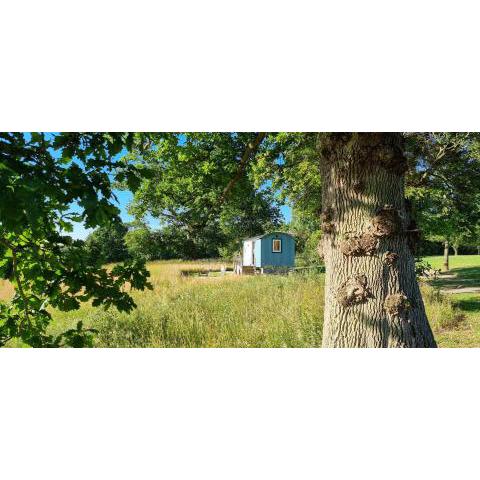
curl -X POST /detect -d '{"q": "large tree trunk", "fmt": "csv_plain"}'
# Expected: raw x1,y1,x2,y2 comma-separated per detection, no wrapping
319,133,436,348
443,241,450,272
452,244,459,256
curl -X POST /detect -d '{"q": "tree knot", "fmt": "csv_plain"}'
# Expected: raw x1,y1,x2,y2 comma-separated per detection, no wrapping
352,179,365,194
384,251,399,266
337,274,373,307
340,233,379,257
370,205,401,238
376,143,408,175
384,293,411,316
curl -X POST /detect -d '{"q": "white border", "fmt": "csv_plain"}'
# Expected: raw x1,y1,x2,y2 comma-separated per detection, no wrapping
1,349,479,480
2,1,480,131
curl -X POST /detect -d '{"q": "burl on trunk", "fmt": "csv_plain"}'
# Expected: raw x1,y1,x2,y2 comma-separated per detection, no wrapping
319,133,436,348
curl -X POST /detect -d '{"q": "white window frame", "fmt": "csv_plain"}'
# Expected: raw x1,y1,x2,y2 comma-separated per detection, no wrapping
272,239,282,253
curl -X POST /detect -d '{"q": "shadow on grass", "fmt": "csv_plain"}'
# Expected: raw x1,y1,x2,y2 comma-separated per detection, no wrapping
454,297,480,313
430,266,480,289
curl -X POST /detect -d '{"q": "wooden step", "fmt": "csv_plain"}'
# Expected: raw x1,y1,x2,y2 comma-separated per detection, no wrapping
242,266,256,275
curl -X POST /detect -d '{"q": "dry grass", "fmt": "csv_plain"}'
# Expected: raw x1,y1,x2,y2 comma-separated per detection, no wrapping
53,261,324,347
0,279,14,302
3,260,480,347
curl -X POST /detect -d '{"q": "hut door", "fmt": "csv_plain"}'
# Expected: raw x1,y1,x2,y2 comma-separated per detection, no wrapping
252,241,256,266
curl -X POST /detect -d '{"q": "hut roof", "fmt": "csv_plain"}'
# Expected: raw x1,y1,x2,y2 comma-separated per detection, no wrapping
242,231,294,242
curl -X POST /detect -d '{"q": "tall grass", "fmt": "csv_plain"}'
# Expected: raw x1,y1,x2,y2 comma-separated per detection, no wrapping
422,284,467,331
3,260,477,347
94,270,324,347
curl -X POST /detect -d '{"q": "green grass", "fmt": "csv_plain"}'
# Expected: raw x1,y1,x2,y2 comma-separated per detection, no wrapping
423,254,480,271
425,255,480,290
49,265,325,348
421,255,480,347
3,258,480,348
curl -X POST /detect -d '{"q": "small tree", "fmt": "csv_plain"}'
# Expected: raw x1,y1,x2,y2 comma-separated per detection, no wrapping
85,221,130,264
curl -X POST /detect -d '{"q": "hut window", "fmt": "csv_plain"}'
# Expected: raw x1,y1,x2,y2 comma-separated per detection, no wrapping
272,239,282,252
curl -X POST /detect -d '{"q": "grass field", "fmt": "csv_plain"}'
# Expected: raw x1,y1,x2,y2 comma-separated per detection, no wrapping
1,256,480,347
421,255,480,347
424,255,480,290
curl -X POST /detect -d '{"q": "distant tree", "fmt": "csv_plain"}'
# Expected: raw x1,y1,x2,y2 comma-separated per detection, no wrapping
125,224,198,260
461,225,480,255
85,221,130,263
289,208,323,265
124,225,159,261
216,191,282,258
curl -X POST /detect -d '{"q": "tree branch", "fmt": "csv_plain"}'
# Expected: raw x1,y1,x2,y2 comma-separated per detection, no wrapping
0,238,31,331
218,132,267,205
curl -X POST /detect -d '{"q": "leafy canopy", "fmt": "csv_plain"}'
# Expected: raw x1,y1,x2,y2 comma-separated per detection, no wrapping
84,221,130,264
125,133,282,258
405,133,480,246
122,132,480,263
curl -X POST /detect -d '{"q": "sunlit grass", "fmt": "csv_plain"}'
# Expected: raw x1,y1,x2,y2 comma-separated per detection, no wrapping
423,254,480,271
50,262,324,347
3,259,480,347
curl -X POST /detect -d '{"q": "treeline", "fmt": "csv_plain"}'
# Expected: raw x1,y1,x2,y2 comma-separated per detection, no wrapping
84,218,480,267
417,239,479,256
83,221,285,263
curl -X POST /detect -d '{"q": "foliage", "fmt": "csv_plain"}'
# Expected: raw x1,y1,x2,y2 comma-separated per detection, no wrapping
405,133,480,248
0,132,152,347
294,228,323,266
257,133,321,220
461,224,480,253
125,224,202,260
84,220,130,263
124,133,283,259
124,225,160,261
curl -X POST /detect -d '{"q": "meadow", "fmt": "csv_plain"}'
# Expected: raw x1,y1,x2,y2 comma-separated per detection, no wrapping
1,256,480,348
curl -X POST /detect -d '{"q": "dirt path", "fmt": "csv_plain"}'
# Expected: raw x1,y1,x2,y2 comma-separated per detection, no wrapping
441,287,480,295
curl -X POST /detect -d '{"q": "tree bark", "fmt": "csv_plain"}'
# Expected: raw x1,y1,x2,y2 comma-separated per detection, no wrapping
319,133,436,348
443,241,450,272
453,244,458,256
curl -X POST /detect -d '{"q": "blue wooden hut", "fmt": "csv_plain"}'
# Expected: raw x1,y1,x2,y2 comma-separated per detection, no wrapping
238,232,295,274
